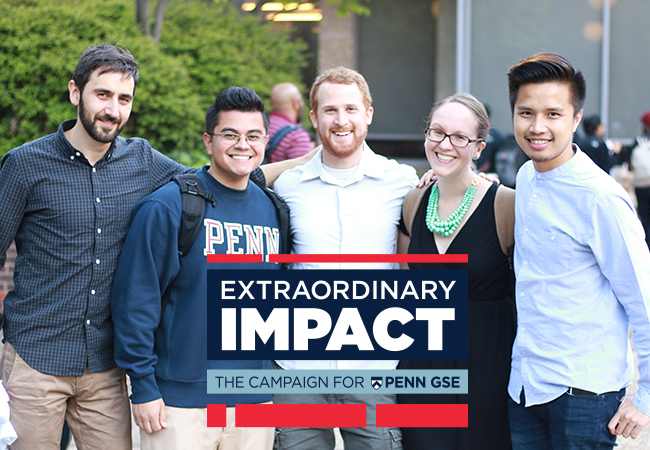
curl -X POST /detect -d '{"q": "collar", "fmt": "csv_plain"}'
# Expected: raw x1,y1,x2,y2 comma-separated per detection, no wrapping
56,119,81,158
299,142,388,185
534,143,582,181
56,119,118,164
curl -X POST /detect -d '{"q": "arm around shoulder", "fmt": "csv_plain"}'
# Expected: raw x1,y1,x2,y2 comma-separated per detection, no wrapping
261,146,319,186
148,143,195,191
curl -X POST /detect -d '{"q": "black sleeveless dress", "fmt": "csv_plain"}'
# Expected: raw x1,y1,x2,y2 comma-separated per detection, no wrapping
398,183,515,450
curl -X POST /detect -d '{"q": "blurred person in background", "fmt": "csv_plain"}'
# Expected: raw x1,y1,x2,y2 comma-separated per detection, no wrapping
265,82,313,163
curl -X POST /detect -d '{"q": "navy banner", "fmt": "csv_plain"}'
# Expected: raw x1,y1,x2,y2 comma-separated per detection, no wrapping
207,269,468,360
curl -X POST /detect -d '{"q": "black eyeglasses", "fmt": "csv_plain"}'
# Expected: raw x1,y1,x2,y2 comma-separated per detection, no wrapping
425,128,482,148
208,132,268,147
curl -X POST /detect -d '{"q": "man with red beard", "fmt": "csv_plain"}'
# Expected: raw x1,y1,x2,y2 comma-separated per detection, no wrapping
0,43,193,449
272,67,417,449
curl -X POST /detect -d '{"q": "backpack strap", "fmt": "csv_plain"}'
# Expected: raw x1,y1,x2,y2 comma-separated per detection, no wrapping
264,124,302,162
261,187,293,269
173,174,216,258
402,185,429,237
494,185,515,263
161,174,215,319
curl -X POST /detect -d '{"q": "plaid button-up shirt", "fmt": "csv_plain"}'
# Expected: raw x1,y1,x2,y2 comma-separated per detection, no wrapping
0,119,192,376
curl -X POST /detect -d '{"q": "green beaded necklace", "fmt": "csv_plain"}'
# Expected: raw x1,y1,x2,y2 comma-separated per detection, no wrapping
426,178,478,236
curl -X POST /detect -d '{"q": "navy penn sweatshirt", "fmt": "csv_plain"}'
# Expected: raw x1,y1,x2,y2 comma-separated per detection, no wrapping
112,166,279,407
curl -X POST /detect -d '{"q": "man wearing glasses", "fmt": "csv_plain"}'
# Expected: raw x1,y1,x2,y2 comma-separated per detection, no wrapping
111,86,284,449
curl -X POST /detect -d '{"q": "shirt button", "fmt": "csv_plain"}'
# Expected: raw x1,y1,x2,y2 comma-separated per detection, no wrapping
532,193,537,199
92,168,96,173
91,289,96,295
96,198,101,203
86,319,91,325
70,155,74,160
97,228,102,234
551,236,556,241
76,152,81,156
537,175,541,180
95,259,100,265
524,228,529,233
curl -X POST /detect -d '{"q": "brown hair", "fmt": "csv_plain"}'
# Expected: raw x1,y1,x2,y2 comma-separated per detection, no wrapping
427,93,490,141
309,67,372,113
72,43,139,95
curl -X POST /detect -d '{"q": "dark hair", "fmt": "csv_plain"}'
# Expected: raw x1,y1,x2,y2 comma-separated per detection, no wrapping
582,115,601,136
507,52,586,117
72,43,139,94
427,93,490,142
205,86,269,134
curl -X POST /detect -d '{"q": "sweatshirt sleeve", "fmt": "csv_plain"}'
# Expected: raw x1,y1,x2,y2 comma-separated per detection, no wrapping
111,192,181,404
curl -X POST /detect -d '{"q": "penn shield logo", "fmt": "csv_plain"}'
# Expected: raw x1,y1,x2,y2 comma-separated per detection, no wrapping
371,377,383,390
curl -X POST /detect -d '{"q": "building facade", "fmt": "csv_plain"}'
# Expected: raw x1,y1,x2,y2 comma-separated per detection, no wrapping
245,0,650,155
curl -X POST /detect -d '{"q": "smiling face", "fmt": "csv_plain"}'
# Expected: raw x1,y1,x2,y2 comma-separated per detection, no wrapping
71,69,134,144
513,81,583,172
310,82,373,168
204,110,267,190
425,101,485,179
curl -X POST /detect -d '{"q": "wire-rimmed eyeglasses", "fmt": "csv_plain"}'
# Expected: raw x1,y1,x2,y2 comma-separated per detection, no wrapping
208,132,268,147
425,128,482,148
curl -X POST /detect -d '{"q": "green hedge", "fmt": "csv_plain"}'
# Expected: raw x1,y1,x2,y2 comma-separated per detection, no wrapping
0,0,307,165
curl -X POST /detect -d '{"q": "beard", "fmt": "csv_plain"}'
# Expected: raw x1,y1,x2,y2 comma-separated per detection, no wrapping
78,97,125,144
318,125,367,161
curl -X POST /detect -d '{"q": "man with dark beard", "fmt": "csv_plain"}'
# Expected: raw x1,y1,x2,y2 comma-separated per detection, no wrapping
0,43,192,449
272,67,417,450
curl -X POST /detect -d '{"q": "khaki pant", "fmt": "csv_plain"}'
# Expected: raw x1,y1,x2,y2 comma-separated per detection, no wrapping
0,343,131,450
141,403,274,450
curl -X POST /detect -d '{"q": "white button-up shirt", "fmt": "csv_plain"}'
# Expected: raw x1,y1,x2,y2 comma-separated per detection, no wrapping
273,143,418,370
509,146,650,416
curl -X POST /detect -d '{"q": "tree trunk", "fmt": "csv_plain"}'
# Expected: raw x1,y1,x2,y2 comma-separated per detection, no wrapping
136,0,152,38
152,0,169,43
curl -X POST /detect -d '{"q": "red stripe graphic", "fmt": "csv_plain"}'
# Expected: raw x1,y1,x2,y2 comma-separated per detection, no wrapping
234,404,367,427
206,404,226,427
207,254,468,264
207,254,264,263
376,404,468,427
269,254,468,263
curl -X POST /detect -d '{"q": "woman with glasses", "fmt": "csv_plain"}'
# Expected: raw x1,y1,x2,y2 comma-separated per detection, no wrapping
397,93,515,450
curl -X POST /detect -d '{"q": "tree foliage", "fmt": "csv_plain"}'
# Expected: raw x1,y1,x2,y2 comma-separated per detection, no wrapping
326,0,376,17
160,1,307,108
0,0,307,163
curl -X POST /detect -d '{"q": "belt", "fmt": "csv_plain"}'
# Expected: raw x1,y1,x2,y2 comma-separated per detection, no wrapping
568,387,597,396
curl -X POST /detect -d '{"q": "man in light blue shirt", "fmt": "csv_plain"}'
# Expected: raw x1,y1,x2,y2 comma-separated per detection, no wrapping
507,52,650,449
